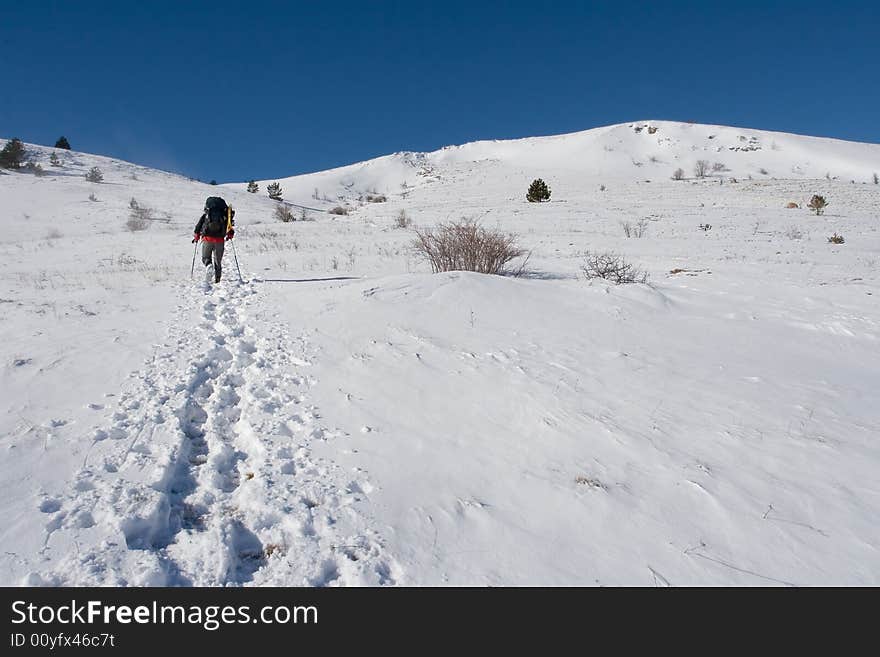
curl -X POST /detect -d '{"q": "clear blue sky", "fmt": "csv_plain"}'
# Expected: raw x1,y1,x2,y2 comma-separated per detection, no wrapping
2,0,877,182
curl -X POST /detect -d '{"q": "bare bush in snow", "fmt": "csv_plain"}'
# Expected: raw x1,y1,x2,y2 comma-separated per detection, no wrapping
328,206,349,215
784,225,804,240
807,194,828,215
694,160,710,178
412,219,528,275
126,200,154,231
621,218,648,238
672,168,685,181
395,209,412,229
24,162,45,177
582,252,648,284
274,204,295,223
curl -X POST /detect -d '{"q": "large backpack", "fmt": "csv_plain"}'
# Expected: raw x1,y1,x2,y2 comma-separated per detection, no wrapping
204,196,228,234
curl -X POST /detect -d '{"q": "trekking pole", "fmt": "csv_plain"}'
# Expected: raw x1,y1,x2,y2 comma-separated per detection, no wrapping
230,239,244,283
190,239,199,278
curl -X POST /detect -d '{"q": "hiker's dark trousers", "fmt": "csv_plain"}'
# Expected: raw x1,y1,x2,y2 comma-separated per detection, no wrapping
201,241,225,280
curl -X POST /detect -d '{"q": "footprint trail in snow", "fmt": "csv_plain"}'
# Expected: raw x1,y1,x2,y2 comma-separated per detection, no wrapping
28,279,401,586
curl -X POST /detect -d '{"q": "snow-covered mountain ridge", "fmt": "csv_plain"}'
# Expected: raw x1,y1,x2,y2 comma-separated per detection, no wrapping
226,120,880,207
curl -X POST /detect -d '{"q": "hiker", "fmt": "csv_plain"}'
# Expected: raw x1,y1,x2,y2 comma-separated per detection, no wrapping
192,197,235,282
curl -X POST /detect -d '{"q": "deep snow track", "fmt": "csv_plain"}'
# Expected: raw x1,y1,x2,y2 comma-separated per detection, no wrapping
27,278,401,586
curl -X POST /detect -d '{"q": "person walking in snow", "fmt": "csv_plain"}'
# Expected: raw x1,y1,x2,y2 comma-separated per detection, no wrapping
192,196,235,283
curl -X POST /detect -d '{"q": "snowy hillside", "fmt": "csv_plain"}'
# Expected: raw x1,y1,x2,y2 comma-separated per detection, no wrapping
1,124,879,586
227,120,880,209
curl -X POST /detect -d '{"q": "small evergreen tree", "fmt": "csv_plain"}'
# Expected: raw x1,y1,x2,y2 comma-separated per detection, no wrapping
55,136,71,150
526,178,551,202
0,138,27,169
85,166,104,183
874,172,878,185
267,181,283,201
247,180,259,193
49,152,61,166
807,194,828,216
209,179,217,185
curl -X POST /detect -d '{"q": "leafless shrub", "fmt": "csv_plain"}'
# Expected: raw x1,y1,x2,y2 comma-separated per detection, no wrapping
88,193,99,202
621,218,648,238
759,167,768,175
25,162,45,177
328,206,349,215
672,168,684,181
45,228,62,240
412,219,528,276
694,160,710,178
784,225,804,240
395,209,412,229
126,199,154,231
807,194,828,215
582,252,648,284
874,172,878,185
828,233,844,244
366,194,387,203
712,162,728,172
126,214,149,232
274,204,295,223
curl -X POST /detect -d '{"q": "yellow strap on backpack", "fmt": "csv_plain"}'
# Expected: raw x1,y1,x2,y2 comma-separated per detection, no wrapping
226,206,233,232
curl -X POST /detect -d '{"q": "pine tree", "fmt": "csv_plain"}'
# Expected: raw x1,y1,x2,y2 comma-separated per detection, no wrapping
0,138,27,169
49,152,61,166
55,136,71,150
85,166,104,183
526,178,551,203
267,181,283,201
247,180,259,193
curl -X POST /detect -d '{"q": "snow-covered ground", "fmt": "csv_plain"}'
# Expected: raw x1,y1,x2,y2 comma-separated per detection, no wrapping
1,121,878,585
